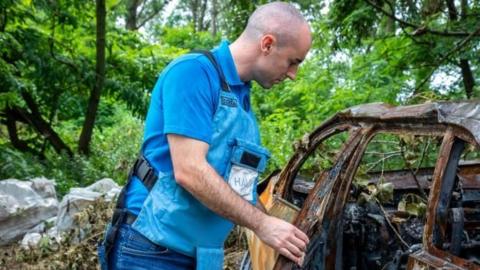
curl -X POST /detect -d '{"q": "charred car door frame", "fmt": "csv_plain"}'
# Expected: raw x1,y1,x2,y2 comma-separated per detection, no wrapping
408,128,480,270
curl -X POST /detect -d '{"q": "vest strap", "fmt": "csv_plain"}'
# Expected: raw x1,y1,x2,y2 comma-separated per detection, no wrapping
131,155,158,191
190,49,231,92
100,154,157,267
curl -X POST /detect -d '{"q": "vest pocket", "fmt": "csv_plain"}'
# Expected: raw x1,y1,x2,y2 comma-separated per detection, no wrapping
224,138,270,203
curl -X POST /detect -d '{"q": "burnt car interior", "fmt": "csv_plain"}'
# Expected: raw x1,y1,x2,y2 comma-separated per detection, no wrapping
287,131,480,270
246,103,480,270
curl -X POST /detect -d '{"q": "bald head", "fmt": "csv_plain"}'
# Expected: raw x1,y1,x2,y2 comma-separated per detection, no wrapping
243,2,310,47
229,2,311,86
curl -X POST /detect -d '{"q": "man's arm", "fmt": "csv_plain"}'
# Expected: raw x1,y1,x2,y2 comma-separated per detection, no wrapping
256,199,267,213
167,134,308,265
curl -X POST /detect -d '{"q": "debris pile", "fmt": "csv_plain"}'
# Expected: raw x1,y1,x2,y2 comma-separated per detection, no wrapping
0,178,120,269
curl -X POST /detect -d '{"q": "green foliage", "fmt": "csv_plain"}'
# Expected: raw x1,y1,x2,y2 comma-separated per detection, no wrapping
0,105,142,196
158,25,221,50
296,131,349,181
329,0,378,47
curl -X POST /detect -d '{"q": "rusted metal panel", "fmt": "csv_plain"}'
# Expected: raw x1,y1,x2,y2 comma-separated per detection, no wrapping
247,196,299,270
424,129,455,251
341,102,480,145
275,123,354,200
408,250,480,270
436,102,480,145
407,250,465,269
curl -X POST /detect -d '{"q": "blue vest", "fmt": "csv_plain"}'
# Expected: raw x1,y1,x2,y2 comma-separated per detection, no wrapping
131,76,270,269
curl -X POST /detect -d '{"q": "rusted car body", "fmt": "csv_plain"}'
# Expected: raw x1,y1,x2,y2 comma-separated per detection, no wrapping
243,102,480,270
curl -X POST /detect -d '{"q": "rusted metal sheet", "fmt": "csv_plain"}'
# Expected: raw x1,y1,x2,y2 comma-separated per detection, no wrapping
437,102,480,145
407,251,465,269
341,102,480,146
247,196,299,270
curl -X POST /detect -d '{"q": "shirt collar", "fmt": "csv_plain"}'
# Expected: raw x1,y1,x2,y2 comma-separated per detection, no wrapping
212,40,248,87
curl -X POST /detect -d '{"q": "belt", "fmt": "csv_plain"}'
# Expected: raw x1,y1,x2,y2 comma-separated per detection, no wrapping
124,211,138,225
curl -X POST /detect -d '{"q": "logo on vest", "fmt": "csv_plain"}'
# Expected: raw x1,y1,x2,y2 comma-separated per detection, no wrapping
221,96,237,107
228,165,257,201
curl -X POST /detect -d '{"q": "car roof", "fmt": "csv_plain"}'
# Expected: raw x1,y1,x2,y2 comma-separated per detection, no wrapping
338,101,480,145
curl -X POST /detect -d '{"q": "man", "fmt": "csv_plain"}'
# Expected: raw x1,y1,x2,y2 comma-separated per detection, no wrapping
98,2,312,269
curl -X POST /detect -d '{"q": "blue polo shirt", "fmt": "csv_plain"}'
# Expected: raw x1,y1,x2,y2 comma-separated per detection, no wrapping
125,40,253,215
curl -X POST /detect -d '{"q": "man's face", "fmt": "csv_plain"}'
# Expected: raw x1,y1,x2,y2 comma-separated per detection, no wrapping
254,25,311,89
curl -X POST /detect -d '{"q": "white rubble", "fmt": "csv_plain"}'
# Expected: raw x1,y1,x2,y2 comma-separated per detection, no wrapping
27,216,57,234
0,177,59,245
55,178,120,233
20,232,42,249
1,177,121,247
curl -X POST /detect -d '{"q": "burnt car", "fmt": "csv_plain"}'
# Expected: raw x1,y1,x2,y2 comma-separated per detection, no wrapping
241,102,480,270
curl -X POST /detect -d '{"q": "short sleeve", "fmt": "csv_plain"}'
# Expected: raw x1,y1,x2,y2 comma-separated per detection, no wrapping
162,59,217,144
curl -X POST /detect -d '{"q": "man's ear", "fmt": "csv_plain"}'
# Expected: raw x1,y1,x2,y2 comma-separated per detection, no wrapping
260,34,275,55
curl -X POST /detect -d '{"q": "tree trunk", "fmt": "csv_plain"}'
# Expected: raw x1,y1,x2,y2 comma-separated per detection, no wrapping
445,0,458,21
460,0,468,18
458,0,474,99
211,0,217,36
459,59,475,99
198,0,208,31
78,0,106,155
190,0,199,32
126,0,140,30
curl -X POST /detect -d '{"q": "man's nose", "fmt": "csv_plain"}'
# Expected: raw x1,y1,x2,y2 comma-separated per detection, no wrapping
286,66,298,80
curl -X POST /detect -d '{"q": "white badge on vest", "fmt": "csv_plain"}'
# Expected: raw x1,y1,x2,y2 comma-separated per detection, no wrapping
227,164,258,201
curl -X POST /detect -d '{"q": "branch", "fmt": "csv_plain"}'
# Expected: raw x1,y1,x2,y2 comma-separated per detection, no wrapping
415,138,430,175
363,0,479,37
4,109,44,158
400,26,434,46
137,0,147,19
49,10,79,73
136,4,164,29
20,91,73,156
136,10,161,29
374,198,410,249
412,24,480,94
366,152,402,173
399,140,428,201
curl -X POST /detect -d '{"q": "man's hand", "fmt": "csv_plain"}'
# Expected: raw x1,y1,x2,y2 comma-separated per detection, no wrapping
254,215,309,266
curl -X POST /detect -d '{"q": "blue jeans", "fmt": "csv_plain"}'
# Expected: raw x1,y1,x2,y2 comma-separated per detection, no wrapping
109,224,195,270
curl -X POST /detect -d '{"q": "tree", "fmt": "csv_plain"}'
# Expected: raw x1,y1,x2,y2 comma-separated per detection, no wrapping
78,0,106,155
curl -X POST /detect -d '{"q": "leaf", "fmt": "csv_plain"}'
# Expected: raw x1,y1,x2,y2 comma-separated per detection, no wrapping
397,193,427,217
